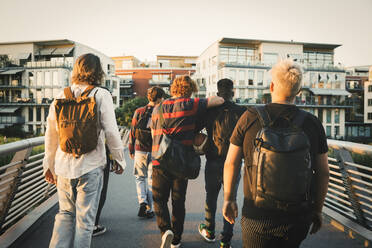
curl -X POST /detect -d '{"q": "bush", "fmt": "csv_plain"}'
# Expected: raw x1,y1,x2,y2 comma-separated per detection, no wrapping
115,97,148,127
0,125,27,139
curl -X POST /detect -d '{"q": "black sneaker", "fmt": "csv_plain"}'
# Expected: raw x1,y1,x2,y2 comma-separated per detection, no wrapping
138,203,147,217
92,225,106,237
146,211,155,219
220,241,232,248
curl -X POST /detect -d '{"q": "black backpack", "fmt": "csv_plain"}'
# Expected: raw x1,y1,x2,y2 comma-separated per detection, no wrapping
212,103,243,157
134,107,153,148
252,105,312,212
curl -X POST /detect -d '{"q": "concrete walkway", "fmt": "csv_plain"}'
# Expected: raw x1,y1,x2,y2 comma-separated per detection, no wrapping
16,150,365,248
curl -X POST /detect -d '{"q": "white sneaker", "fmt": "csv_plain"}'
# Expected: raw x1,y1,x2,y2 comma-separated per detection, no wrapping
171,243,181,248
160,230,174,248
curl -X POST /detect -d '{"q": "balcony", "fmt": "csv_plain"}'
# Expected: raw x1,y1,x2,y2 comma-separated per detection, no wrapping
0,80,26,89
0,98,50,106
149,79,171,86
25,61,73,69
294,96,352,108
303,64,345,72
0,116,25,124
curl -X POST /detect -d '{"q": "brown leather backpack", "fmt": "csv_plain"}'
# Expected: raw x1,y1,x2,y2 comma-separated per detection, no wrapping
55,85,99,157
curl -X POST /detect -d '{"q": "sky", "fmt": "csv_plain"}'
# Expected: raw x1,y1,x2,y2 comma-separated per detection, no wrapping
1,0,371,66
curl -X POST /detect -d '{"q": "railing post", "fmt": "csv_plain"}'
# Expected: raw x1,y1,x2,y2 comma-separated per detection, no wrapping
334,147,368,227
0,147,32,233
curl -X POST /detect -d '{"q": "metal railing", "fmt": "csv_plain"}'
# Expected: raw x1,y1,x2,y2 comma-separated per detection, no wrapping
0,137,56,235
0,135,370,242
325,139,372,239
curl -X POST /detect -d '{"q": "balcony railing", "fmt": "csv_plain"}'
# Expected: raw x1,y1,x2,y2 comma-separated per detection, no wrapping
149,80,171,86
0,116,25,124
294,97,352,107
25,61,73,69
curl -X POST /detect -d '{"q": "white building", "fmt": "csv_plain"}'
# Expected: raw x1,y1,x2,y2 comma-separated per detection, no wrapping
0,39,119,134
365,67,372,124
195,37,351,139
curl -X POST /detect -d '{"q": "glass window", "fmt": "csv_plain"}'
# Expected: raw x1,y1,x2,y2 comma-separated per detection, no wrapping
368,113,372,120
368,85,372,92
263,53,278,65
334,110,339,123
326,110,332,123
326,126,332,137
366,127,371,137
229,70,236,81
44,107,49,121
45,72,51,86
28,107,33,122
335,126,340,137
36,107,41,122
239,70,245,82
368,99,372,106
37,72,43,87
53,71,59,86
257,71,264,86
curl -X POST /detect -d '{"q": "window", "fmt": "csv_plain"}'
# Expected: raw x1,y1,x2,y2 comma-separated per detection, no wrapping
318,109,323,123
334,110,339,123
44,107,49,121
304,52,333,66
368,113,372,120
326,126,332,137
335,126,339,137
257,71,264,86
229,70,236,81
28,107,33,122
29,72,34,86
368,85,372,92
248,70,254,85
45,72,51,86
263,53,278,65
36,72,43,87
239,70,245,84
219,47,254,65
113,81,117,89
368,99,372,106
326,110,332,123
53,71,59,86
36,107,41,122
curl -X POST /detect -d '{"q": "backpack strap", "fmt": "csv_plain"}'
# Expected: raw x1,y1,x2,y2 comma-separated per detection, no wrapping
292,109,307,128
81,85,95,97
255,105,272,127
158,102,166,129
64,87,74,99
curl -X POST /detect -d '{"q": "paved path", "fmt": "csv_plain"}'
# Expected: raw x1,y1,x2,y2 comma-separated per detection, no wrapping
16,150,365,248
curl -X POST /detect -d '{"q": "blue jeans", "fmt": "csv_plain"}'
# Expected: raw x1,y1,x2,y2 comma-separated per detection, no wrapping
133,152,153,210
49,167,103,248
204,158,241,243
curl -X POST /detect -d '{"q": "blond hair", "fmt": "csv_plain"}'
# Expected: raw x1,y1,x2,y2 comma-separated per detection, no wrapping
271,59,302,98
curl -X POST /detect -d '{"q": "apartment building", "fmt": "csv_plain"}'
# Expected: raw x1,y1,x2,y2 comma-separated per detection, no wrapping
195,37,351,139
0,39,119,134
113,55,196,97
365,67,372,124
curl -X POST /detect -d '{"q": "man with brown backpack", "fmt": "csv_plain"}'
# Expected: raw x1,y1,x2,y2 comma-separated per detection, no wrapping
129,86,165,218
43,54,126,248
223,59,329,248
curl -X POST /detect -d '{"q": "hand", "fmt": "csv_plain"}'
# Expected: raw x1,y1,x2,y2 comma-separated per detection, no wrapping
111,161,124,174
45,169,57,185
310,212,322,234
129,153,134,159
222,200,238,224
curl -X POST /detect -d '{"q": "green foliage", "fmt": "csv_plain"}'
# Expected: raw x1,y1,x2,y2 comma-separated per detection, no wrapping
0,125,27,138
115,97,148,127
352,153,372,167
0,55,11,67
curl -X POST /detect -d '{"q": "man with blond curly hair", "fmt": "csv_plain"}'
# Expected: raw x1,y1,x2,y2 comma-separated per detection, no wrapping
223,60,329,248
150,75,224,248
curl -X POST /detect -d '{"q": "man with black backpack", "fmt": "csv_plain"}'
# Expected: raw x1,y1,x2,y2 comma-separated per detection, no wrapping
197,79,245,248
223,59,330,248
129,86,165,218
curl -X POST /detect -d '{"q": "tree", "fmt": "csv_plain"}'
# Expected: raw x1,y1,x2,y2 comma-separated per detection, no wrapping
115,97,148,127
0,55,11,67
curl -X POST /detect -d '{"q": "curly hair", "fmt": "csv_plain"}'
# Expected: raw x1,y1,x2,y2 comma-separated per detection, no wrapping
71,53,104,86
170,75,198,98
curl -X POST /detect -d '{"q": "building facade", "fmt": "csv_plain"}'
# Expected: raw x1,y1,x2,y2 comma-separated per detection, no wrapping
365,67,372,124
0,39,119,134
195,37,351,139
113,55,196,98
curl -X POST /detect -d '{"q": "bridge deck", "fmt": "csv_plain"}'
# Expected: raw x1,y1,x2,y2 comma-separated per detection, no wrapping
12,151,365,248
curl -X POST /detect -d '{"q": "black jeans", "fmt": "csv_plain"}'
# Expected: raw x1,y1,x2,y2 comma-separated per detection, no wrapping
152,166,188,244
95,156,111,226
241,215,312,248
204,158,240,243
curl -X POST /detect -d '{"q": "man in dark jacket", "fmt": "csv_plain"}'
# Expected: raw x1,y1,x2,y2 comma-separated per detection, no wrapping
198,79,245,248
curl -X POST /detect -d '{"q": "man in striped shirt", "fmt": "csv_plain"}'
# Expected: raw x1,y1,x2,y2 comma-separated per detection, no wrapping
129,87,165,219
150,75,224,248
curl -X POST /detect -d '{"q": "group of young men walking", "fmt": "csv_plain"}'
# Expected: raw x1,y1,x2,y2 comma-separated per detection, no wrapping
43,54,329,248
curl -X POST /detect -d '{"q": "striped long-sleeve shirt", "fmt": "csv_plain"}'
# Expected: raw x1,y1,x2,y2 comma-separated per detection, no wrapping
128,105,153,155
150,97,208,166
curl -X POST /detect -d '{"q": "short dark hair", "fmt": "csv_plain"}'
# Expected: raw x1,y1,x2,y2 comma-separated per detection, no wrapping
147,86,165,102
217,78,234,99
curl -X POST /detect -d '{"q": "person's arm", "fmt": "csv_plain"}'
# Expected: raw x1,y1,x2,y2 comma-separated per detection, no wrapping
42,101,58,184
223,143,243,224
207,96,224,108
310,152,329,234
100,90,127,172
128,110,138,159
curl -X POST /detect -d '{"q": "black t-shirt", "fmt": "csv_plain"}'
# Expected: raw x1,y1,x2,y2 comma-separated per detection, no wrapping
230,103,328,219
197,101,246,160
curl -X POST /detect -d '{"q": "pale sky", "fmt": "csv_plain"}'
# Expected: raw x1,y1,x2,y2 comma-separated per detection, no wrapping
1,0,371,66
